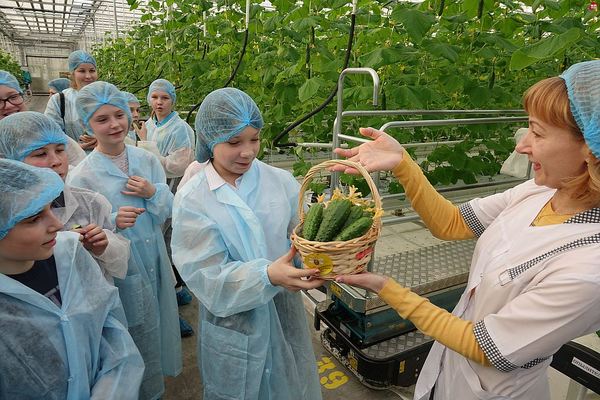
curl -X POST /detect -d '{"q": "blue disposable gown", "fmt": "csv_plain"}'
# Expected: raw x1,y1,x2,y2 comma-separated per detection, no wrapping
67,145,182,400
125,130,137,146
45,88,86,142
139,112,195,178
0,232,144,399
171,160,322,400
53,184,130,283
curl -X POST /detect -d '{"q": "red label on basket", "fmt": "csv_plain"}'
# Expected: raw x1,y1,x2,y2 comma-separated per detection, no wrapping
355,247,373,260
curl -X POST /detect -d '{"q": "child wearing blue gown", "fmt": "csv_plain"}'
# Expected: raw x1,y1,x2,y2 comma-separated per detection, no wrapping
172,88,324,400
67,81,182,400
0,159,144,399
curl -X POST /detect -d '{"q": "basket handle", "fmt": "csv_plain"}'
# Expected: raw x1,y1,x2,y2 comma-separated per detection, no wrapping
297,159,382,220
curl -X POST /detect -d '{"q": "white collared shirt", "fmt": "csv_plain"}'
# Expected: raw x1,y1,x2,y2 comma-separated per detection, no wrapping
206,161,243,191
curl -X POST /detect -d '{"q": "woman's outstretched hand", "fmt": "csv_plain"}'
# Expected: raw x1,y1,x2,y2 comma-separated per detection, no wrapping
332,127,405,174
335,271,390,294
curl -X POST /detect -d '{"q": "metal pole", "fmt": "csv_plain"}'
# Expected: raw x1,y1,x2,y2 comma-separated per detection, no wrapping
245,0,250,29
342,109,525,117
333,68,380,188
113,0,119,38
379,116,528,130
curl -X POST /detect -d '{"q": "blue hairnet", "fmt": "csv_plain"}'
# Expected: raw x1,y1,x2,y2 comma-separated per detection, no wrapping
0,158,64,240
48,78,71,93
147,79,176,104
0,70,22,94
0,111,68,161
194,87,264,162
76,81,132,131
560,60,600,158
122,91,141,105
68,50,96,72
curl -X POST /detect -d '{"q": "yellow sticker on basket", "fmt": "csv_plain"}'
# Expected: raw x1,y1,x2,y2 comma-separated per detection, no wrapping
303,253,334,276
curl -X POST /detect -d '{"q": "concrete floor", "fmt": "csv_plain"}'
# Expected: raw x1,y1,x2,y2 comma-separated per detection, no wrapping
25,93,49,112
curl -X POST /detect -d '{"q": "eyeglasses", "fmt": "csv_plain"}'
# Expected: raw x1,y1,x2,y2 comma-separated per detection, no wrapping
0,93,25,109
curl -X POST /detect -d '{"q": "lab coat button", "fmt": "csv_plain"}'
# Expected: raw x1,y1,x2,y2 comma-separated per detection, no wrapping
60,315,69,322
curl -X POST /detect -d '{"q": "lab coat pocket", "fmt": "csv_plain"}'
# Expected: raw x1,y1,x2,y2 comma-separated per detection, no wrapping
201,321,250,399
115,273,145,327
460,359,512,400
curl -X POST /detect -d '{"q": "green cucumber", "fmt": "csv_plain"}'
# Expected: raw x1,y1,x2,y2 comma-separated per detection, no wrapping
314,199,352,242
302,203,324,240
334,216,373,241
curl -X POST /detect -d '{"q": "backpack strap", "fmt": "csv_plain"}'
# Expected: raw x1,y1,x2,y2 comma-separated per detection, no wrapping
59,92,65,121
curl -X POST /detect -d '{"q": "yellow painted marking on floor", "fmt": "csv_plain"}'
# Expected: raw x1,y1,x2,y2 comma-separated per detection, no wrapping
317,356,336,374
317,356,349,389
320,371,349,389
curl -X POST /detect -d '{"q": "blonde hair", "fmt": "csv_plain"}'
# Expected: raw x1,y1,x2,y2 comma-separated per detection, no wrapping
523,77,600,203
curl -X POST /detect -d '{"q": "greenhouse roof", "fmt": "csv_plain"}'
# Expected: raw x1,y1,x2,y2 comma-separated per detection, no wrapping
0,0,143,48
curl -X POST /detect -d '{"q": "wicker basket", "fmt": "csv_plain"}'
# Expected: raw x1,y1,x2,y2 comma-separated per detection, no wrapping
290,159,382,280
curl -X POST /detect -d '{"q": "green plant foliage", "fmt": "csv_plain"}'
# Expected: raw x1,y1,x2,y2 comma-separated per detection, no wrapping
93,0,600,185
0,49,23,85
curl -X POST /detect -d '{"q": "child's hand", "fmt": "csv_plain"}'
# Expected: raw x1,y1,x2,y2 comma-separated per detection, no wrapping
267,247,325,291
121,176,156,199
79,134,98,150
73,223,108,256
138,121,147,140
116,206,145,229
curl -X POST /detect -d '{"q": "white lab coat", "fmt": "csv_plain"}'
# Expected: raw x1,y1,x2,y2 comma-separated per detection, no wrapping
177,160,208,190
66,135,86,166
52,184,130,283
138,112,195,179
415,180,600,400
45,88,86,142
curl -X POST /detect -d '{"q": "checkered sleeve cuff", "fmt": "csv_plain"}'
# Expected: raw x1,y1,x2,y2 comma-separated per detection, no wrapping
473,320,550,372
459,202,486,237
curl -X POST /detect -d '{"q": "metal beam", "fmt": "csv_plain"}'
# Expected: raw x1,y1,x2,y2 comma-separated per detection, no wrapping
0,0,144,48
0,5,82,15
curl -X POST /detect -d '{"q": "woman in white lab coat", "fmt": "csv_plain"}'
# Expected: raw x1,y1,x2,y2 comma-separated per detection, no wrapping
332,60,600,400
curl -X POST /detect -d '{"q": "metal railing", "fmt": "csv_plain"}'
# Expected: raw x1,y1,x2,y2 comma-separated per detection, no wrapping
297,68,529,217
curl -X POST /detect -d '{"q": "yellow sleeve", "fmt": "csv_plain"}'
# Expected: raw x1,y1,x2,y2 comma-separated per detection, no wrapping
392,150,475,240
379,279,490,366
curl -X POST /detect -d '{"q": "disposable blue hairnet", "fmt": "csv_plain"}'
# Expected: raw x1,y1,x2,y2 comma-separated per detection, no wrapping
560,60,600,158
0,111,68,161
0,158,64,240
122,91,141,105
0,70,22,93
194,87,264,162
48,78,71,93
147,79,176,104
68,50,96,72
76,81,132,131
